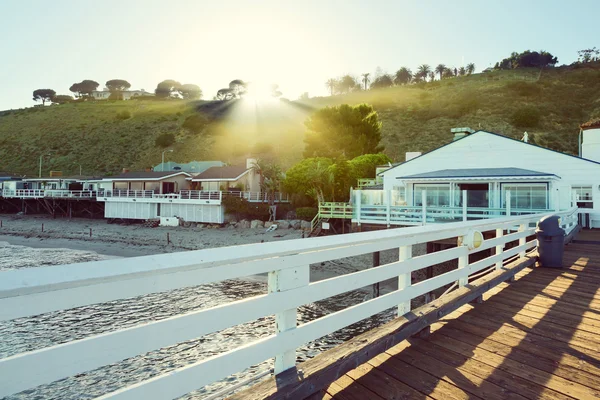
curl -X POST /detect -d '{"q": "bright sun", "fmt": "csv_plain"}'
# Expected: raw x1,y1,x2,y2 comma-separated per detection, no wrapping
244,82,278,103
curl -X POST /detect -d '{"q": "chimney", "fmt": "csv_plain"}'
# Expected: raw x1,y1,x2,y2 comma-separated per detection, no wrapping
580,118,600,161
405,152,422,161
451,127,475,141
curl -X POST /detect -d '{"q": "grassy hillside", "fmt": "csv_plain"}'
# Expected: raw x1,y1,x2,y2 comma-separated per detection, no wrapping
1,64,600,176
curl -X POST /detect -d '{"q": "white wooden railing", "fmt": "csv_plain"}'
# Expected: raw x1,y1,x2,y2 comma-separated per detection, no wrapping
99,190,156,198
0,208,578,399
96,190,289,203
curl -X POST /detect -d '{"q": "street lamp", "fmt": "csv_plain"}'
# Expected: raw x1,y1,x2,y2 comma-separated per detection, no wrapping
162,149,174,171
38,153,51,178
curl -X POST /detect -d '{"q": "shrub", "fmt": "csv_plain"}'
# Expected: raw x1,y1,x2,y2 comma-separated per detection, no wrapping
115,110,131,120
182,114,208,134
155,133,175,147
296,207,318,221
506,81,542,97
223,197,271,221
511,106,541,128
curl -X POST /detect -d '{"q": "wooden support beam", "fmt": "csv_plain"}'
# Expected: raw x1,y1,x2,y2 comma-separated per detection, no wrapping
229,252,538,400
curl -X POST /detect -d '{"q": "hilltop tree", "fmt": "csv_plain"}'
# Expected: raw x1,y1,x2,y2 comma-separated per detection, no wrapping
466,63,476,75
215,88,235,100
435,64,446,80
361,73,370,91
429,71,436,82
32,89,55,105
394,67,412,85
51,94,74,104
459,66,466,76
155,80,182,98
269,83,283,98
417,64,432,81
578,48,599,63
229,79,247,97
106,79,131,92
180,83,202,100
325,78,337,96
304,103,384,159
371,74,394,89
443,67,454,79
495,50,558,70
69,80,99,98
337,75,357,94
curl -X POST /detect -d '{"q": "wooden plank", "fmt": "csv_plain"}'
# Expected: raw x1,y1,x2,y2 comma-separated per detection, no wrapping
445,318,600,378
494,281,600,309
404,339,566,400
384,344,526,400
345,363,433,399
482,296,600,332
464,305,600,350
482,287,600,322
228,253,537,400
434,326,600,390
368,352,478,400
323,376,382,400
304,390,333,400
426,335,598,399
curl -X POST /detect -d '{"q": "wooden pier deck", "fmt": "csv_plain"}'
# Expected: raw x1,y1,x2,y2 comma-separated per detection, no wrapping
302,241,600,400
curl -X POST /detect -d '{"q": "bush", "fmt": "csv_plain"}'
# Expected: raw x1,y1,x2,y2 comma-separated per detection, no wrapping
182,114,208,134
155,133,175,147
511,106,541,128
115,110,131,120
223,197,271,221
296,207,318,221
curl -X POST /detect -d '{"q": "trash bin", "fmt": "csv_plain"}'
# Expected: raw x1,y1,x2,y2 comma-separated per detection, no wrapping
535,215,565,268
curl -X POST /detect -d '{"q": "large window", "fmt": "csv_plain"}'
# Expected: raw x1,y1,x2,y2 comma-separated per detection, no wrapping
414,184,450,207
502,184,548,210
572,186,593,202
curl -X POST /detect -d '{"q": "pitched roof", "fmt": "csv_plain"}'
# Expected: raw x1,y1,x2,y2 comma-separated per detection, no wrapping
192,165,249,181
398,168,558,180
381,130,600,175
107,171,191,181
153,160,225,173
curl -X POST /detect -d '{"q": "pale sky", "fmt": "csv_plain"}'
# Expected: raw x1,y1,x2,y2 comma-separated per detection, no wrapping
1,0,599,110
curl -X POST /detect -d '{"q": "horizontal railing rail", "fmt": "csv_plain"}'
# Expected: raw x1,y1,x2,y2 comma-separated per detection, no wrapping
0,209,576,399
99,189,156,198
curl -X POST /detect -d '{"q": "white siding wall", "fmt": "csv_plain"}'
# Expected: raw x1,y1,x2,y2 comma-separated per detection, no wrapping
104,203,157,219
158,203,224,223
383,132,600,211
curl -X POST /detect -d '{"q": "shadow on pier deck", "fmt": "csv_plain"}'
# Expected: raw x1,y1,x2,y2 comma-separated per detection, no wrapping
234,233,600,400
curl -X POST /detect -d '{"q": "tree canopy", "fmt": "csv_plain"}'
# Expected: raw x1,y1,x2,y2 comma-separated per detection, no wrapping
348,153,391,180
370,74,394,89
69,80,99,98
180,84,203,100
155,80,182,98
106,79,131,92
51,94,74,104
495,50,558,70
32,89,55,105
304,104,384,159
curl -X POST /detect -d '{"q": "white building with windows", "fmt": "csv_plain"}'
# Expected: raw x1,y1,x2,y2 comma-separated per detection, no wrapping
352,127,600,227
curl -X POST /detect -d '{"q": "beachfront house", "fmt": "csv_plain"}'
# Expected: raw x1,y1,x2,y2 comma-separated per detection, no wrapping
351,126,600,227
189,159,260,192
98,171,192,195
152,161,225,174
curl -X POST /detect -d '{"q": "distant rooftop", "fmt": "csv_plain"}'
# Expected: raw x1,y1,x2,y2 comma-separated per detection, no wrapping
192,165,249,181
399,167,559,180
153,161,225,174
108,171,191,181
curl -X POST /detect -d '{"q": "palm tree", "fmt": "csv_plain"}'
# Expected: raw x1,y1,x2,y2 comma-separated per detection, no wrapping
417,64,432,81
361,73,370,91
394,67,412,85
466,63,476,75
442,67,454,79
459,66,466,76
251,159,284,210
325,78,337,96
435,64,446,80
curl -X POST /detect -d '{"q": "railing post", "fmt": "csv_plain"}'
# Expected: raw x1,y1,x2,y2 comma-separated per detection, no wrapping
356,190,361,226
495,228,504,270
554,188,560,212
421,190,427,225
462,190,467,221
518,223,526,259
268,266,309,374
398,245,412,316
457,242,468,287
386,190,391,227
505,190,511,216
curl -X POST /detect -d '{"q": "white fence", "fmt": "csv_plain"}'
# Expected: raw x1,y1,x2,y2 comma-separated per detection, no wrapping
98,190,289,203
0,207,578,399
0,189,95,199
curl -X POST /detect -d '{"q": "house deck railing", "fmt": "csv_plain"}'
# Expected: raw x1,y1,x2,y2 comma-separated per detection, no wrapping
0,189,95,199
96,190,289,203
0,207,579,399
